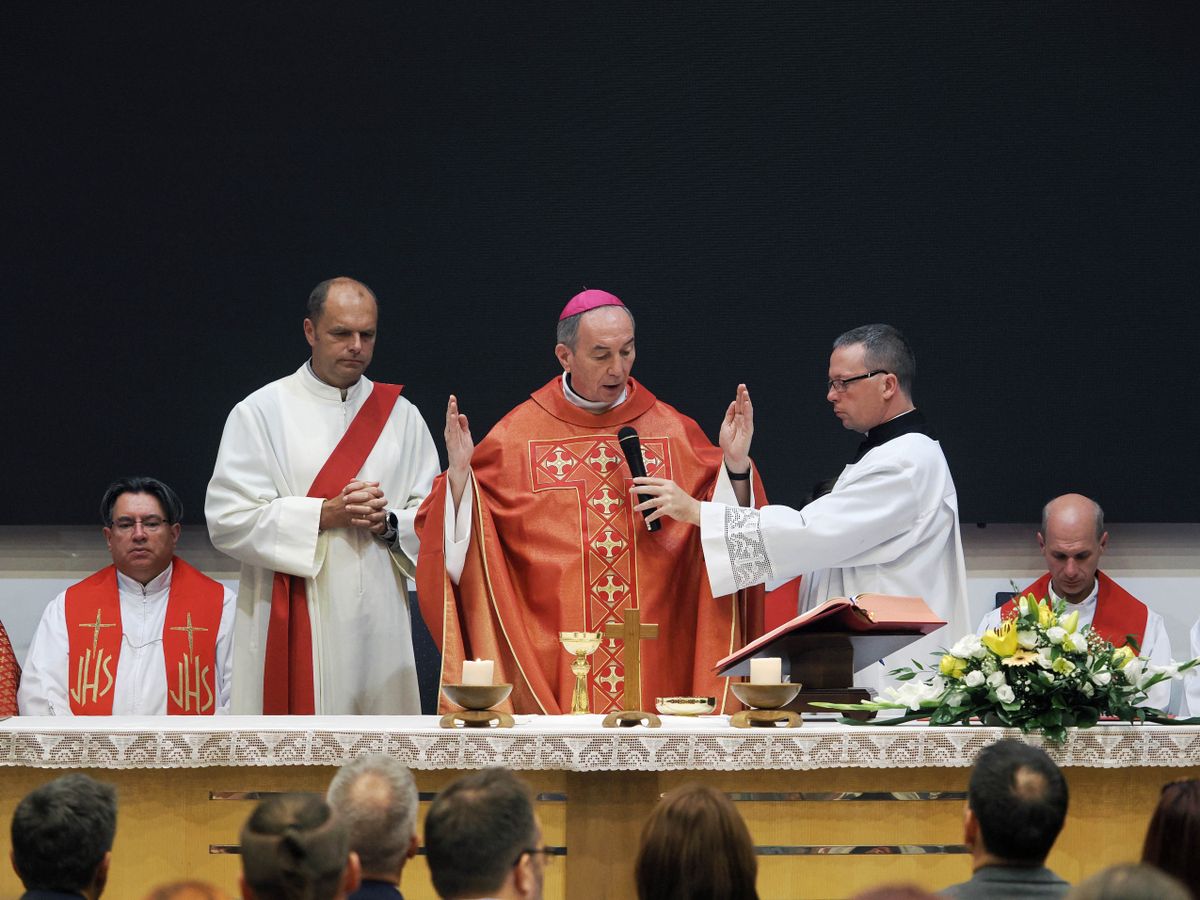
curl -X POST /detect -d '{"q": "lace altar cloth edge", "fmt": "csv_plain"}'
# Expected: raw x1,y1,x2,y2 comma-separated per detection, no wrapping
1,716,1198,771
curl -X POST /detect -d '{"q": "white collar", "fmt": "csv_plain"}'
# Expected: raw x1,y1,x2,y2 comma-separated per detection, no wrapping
561,372,627,413
1048,577,1099,609
115,561,173,596
303,360,365,402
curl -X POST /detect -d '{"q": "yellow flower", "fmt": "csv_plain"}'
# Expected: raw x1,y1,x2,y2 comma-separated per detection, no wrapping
1060,610,1080,634
939,655,968,679
1052,657,1076,675
1112,646,1135,668
1037,599,1054,628
1002,648,1040,667
982,621,1018,658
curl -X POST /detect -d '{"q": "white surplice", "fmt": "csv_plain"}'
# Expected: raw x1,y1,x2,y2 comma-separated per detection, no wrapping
699,431,970,691
18,562,236,716
1184,619,1200,717
978,580,1173,711
205,363,439,714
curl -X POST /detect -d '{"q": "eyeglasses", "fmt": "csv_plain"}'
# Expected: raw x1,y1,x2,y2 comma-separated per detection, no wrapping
827,370,888,393
110,517,168,534
513,847,556,867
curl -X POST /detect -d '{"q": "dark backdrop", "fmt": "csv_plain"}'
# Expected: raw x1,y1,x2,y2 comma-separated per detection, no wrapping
5,3,1197,526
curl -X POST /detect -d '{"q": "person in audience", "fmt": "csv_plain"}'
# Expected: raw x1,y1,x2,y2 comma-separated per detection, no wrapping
634,783,758,900
853,888,939,900
10,772,117,899
940,739,1070,898
1065,863,1190,900
142,882,231,900
18,476,235,716
424,767,546,900
239,793,361,900
979,493,1173,710
327,754,420,899
1141,778,1200,896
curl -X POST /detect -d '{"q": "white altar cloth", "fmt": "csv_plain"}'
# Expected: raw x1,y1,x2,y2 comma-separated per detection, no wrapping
1,716,1198,771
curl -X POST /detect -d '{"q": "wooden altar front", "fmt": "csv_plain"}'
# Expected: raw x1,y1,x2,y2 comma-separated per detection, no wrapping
1,715,1196,899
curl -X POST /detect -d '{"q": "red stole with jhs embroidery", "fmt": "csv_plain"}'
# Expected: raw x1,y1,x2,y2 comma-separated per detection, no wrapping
64,557,224,715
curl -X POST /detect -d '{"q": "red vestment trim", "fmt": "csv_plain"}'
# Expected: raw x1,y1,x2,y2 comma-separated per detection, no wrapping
65,558,224,715
0,619,20,717
263,381,403,715
1004,571,1148,650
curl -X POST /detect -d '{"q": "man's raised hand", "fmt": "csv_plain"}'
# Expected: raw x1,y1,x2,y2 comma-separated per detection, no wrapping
446,395,475,508
719,383,754,473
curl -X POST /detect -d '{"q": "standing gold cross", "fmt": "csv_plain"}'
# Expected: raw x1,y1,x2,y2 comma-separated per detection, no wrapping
602,607,659,712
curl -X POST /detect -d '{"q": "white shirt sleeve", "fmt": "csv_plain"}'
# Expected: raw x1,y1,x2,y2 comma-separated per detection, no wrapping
214,586,237,715
17,592,71,716
444,475,475,586
711,463,755,508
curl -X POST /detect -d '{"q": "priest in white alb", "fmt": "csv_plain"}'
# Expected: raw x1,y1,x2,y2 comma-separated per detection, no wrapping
20,476,235,716
634,323,971,690
206,277,439,715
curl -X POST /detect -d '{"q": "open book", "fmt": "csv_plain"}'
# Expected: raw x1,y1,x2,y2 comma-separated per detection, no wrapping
715,594,945,676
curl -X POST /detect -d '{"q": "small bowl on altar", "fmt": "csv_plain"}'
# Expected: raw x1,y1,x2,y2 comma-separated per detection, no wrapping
731,682,801,711
655,696,717,716
442,683,513,711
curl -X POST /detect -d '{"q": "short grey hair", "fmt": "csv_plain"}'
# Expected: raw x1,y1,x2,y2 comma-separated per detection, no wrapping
833,324,916,397
556,306,636,351
326,754,418,878
1041,497,1105,540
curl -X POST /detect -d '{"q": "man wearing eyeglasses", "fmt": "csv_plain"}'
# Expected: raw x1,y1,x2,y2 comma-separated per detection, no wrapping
424,768,546,900
635,323,970,690
18,476,235,715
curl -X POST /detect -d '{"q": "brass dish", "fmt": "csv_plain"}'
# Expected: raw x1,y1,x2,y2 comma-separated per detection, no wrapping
441,683,513,711
655,696,717,716
730,682,801,710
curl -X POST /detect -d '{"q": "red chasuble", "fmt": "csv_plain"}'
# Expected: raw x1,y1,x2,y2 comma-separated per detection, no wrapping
64,557,224,715
416,377,766,715
1004,570,1149,650
263,381,403,715
0,620,19,716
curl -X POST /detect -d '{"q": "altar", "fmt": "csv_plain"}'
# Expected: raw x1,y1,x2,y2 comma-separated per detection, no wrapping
2,716,1197,899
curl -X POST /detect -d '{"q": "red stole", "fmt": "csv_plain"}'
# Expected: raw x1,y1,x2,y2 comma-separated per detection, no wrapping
64,558,224,715
263,381,403,715
1005,571,1149,650
415,377,766,716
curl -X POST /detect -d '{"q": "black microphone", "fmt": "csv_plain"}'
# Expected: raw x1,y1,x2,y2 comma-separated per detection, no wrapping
618,426,661,532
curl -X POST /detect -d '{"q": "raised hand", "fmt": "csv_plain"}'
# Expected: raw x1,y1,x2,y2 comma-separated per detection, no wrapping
718,383,753,473
445,394,475,507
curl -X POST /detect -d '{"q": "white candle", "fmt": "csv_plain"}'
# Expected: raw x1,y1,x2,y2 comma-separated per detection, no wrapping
750,657,782,685
462,659,494,686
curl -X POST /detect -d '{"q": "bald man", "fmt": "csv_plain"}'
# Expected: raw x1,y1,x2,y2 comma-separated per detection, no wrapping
207,277,439,715
977,494,1172,710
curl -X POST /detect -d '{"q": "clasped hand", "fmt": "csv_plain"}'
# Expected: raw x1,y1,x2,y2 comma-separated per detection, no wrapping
320,480,389,533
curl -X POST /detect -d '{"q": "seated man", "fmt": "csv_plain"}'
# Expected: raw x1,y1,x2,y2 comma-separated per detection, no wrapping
424,768,546,900
240,794,361,900
978,493,1171,710
940,739,1070,898
10,772,118,899
326,754,419,899
19,476,235,715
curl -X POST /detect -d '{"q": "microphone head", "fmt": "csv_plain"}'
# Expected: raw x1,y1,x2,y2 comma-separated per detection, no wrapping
617,426,639,445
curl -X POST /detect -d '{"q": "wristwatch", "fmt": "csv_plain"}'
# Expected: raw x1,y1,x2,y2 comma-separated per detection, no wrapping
379,511,398,544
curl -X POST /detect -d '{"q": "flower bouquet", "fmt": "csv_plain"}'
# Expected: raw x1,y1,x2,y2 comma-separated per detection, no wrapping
811,593,1200,743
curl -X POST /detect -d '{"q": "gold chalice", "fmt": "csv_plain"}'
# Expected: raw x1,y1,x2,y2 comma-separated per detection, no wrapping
559,631,603,714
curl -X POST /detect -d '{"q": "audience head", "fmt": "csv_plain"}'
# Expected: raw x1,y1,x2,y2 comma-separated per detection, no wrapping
1141,778,1200,896
554,290,636,406
1038,494,1109,604
303,277,378,389
143,881,231,900
634,783,758,900
239,793,360,900
1066,862,1190,900
828,324,916,433
10,773,118,899
100,475,183,585
326,754,419,884
965,739,1068,866
424,767,545,900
